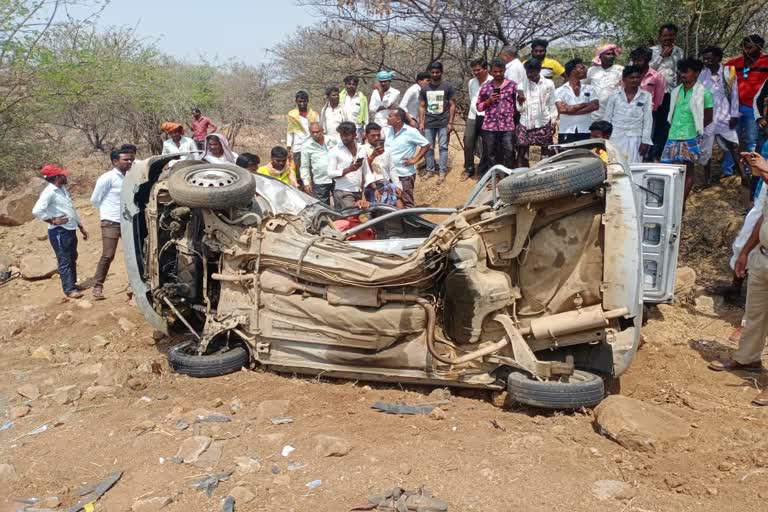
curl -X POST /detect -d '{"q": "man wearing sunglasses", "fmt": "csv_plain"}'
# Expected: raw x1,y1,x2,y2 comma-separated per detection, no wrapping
724,35,768,180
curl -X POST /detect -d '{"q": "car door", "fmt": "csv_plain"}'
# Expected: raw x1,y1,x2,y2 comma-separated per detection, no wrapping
630,163,686,303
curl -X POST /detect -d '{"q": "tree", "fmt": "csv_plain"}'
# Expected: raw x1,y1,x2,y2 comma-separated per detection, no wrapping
212,62,273,147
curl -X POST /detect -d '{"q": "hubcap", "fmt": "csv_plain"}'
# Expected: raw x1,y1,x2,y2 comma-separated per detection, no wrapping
185,168,240,188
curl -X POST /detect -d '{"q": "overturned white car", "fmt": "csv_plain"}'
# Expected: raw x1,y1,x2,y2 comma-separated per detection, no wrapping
121,140,683,409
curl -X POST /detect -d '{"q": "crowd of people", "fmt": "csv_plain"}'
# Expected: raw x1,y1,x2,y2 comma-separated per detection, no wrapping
28,24,768,405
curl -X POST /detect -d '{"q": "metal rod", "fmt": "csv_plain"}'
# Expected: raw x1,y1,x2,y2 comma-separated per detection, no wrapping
162,296,201,341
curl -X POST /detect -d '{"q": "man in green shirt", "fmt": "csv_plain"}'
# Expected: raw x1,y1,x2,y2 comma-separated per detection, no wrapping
661,57,713,204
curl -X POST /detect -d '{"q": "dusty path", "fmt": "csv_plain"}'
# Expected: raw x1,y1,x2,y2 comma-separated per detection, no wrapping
1,163,767,512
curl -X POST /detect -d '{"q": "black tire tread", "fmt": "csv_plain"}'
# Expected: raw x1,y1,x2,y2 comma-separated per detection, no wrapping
507,369,605,409
498,157,605,205
168,163,256,209
168,340,249,378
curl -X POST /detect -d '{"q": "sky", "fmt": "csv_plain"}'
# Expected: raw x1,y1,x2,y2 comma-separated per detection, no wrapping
89,0,317,65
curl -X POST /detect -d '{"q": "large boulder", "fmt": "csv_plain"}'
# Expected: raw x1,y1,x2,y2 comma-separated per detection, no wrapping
20,253,58,280
594,395,691,452
0,177,48,226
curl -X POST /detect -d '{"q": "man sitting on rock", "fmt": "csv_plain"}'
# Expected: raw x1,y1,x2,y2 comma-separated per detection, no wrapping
32,164,89,299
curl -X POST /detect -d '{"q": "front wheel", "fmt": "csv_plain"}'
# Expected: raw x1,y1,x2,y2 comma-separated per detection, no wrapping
506,369,605,409
168,339,250,378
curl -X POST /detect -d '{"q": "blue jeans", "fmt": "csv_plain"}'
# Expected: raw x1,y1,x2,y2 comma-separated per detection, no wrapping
48,227,78,294
722,104,758,176
424,127,449,174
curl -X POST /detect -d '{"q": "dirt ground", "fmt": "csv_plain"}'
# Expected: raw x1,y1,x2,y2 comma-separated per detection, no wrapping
1,142,768,512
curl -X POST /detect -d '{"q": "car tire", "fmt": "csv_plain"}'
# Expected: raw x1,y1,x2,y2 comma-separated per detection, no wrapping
497,157,605,205
167,339,250,378
506,369,605,409
168,163,255,209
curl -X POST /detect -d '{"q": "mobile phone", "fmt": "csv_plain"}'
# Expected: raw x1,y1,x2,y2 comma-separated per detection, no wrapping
355,157,364,165
493,87,501,94
376,140,385,148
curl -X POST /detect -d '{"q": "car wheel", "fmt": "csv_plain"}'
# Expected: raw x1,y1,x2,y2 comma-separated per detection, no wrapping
167,339,250,378
168,163,256,209
506,369,605,409
497,157,605,205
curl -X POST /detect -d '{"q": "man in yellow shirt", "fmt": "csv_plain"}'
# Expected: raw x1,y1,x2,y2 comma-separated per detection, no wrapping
530,39,565,80
257,146,299,187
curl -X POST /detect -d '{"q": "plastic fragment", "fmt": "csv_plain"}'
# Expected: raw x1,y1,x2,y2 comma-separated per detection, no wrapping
371,401,436,415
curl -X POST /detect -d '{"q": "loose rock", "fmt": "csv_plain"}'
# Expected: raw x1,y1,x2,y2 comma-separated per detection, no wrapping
315,434,352,457
674,266,696,295
594,395,692,452
176,436,212,463
694,295,723,316
234,456,261,475
592,480,636,501
0,177,48,226
193,440,225,469
429,408,447,421
17,383,41,400
11,405,31,418
229,486,255,504
76,300,94,310
126,377,147,392
118,317,137,333
20,254,58,280
83,385,118,401
131,496,172,512
31,346,54,361
255,399,290,423
52,385,81,405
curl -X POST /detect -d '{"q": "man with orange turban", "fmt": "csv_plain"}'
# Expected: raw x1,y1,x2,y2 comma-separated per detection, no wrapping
161,122,198,159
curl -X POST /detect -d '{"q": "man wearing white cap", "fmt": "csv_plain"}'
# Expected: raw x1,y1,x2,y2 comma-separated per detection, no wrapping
370,70,401,131
32,164,89,299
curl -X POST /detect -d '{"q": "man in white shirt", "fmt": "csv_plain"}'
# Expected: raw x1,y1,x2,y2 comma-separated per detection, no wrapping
370,71,401,131
327,121,375,210
516,58,557,166
555,58,599,143
161,123,198,160
399,71,431,127
463,58,493,179
500,45,526,86
300,122,334,205
319,86,350,145
586,44,624,120
340,75,369,141
32,164,89,299
602,65,654,163
90,147,134,300
362,122,401,205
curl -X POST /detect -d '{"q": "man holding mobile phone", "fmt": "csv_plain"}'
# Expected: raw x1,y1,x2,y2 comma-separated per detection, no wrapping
327,121,375,210
476,57,518,168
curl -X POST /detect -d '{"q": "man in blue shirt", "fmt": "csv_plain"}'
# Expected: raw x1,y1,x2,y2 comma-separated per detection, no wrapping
32,164,89,299
384,107,430,207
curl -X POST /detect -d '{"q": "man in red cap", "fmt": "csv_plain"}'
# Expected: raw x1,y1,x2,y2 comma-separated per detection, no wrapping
32,164,89,299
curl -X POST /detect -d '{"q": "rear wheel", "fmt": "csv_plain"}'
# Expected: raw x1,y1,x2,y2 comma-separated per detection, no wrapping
168,163,255,209
168,339,250,378
506,369,605,409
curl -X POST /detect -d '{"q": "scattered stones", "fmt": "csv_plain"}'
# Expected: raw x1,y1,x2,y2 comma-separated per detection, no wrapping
54,311,74,324
211,398,224,408
17,383,41,400
118,317,137,333
52,385,81,405
429,408,447,421
0,463,18,482
40,496,62,508
707,487,718,496
131,496,172,512
31,346,54,361
230,399,243,415
428,388,452,401
594,395,691,452
11,405,31,418
78,362,103,376
255,399,290,423
315,434,352,457
176,436,212,463
592,480,636,501
91,335,109,350
151,330,166,341
718,461,735,472
399,462,412,475
228,486,255,505
674,266,696,295
20,254,58,280
234,456,261,475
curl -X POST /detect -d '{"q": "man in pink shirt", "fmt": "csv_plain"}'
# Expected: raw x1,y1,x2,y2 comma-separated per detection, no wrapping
189,108,219,150
630,47,666,161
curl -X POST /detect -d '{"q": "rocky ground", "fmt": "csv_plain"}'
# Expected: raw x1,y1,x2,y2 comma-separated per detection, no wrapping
1,146,768,511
